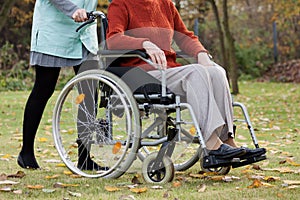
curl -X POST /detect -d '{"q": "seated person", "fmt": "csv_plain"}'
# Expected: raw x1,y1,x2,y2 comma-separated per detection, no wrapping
106,0,265,161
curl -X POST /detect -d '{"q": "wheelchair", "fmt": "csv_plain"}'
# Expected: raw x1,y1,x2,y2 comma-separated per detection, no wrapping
52,11,266,183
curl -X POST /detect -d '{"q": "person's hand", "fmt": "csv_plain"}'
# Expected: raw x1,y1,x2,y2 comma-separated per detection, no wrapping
72,9,88,22
142,41,167,70
197,52,214,67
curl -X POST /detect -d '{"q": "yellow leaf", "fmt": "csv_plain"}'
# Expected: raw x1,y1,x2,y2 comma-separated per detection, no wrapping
75,93,85,104
130,187,147,193
27,185,44,189
189,126,196,135
112,141,122,154
63,171,73,175
38,137,48,142
45,174,60,179
189,173,206,179
53,182,79,188
104,186,121,192
247,179,263,188
286,158,300,166
56,163,66,167
1,154,11,159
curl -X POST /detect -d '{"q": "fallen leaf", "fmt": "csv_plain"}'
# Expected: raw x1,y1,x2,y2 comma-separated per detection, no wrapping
75,94,85,104
210,176,224,181
197,184,206,192
42,188,56,193
247,179,263,188
53,182,79,188
119,195,136,200
68,191,82,197
131,175,142,184
112,141,122,154
189,126,196,135
104,186,121,192
130,187,147,193
8,171,25,179
37,137,48,142
13,189,22,194
189,173,206,179
27,185,44,189
56,163,66,167
0,187,12,192
172,181,181,187
45,174,60,179
0,180,19,185
0,174,7,181
286,158,300,166
283,180,300,185
151,185,163,189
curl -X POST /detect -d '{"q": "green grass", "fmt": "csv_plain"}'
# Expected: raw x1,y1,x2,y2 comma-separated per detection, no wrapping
0,81,300,200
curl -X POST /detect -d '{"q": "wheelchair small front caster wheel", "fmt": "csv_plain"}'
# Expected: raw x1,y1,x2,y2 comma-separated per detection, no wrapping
142,152,174,184
200,157,231,175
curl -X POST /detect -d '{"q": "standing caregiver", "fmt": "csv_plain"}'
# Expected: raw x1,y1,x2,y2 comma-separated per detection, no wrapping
17,0,106,171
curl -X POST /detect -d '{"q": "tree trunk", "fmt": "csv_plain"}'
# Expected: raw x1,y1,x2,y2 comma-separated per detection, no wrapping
0,0,18,33
208,0,229,79
222,0,239,94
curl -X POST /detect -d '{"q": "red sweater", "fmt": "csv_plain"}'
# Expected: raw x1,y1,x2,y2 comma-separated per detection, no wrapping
107,0,207,70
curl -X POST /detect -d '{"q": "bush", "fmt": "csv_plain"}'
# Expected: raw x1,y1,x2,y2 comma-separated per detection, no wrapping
235,42,273,79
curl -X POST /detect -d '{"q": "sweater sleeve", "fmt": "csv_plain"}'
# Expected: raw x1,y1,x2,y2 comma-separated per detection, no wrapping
106,0,149,50
49,0,79,18
170,1,207,57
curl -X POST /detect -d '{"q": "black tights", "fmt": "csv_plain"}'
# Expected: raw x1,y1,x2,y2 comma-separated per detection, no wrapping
19,65,79,167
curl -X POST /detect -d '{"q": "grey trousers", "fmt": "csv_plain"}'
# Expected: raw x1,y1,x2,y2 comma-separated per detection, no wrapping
148,64,233,142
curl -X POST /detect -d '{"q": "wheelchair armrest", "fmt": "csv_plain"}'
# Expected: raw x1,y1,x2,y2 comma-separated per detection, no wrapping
98,49,149,59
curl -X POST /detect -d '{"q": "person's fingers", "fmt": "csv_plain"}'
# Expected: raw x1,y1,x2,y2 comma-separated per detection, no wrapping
72,9,88,22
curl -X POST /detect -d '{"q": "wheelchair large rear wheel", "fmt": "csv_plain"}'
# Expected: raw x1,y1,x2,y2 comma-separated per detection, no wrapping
52,70,141,178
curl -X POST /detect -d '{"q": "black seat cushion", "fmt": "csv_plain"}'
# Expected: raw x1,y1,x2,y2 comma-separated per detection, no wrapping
106,67,175,104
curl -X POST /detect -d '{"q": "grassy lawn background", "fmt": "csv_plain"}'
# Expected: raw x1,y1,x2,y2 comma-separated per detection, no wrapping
0,81,299,199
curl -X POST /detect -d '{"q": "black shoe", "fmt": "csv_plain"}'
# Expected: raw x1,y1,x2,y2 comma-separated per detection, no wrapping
77,159,109,171
209,144,246,159
17,154,40,169
239,147,266,160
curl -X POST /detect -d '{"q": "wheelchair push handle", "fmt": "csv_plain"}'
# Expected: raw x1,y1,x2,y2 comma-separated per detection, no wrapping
76,11,106,32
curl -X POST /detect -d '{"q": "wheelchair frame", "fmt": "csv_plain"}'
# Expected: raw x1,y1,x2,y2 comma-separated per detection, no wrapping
52,11,266,183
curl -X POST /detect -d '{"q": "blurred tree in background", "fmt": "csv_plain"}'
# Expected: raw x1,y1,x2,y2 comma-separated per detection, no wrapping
0,0,299,91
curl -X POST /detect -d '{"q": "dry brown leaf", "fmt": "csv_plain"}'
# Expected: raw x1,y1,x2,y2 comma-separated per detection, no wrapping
210,176,224,181
197,184,206,192
0,174,7,181
172,181,181,188
112,141,122,154
53,182,79,188
131,175,142,184
68,191,82,197
263,176,280,182
189,173,206,179
27,184,44,189
130,187,147,193
75,93,85,104
104,186,121,192
247,179,263,188
283,180,300,185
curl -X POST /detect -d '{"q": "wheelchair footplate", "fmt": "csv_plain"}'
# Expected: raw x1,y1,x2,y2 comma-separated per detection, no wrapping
202,155,240,169
231,154,267,168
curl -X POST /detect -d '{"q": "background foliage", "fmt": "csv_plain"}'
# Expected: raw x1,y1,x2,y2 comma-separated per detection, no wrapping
0,0,299,91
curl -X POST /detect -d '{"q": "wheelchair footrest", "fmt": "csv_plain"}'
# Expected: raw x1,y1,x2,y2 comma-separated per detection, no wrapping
202,155,240,169
231,154,267,168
